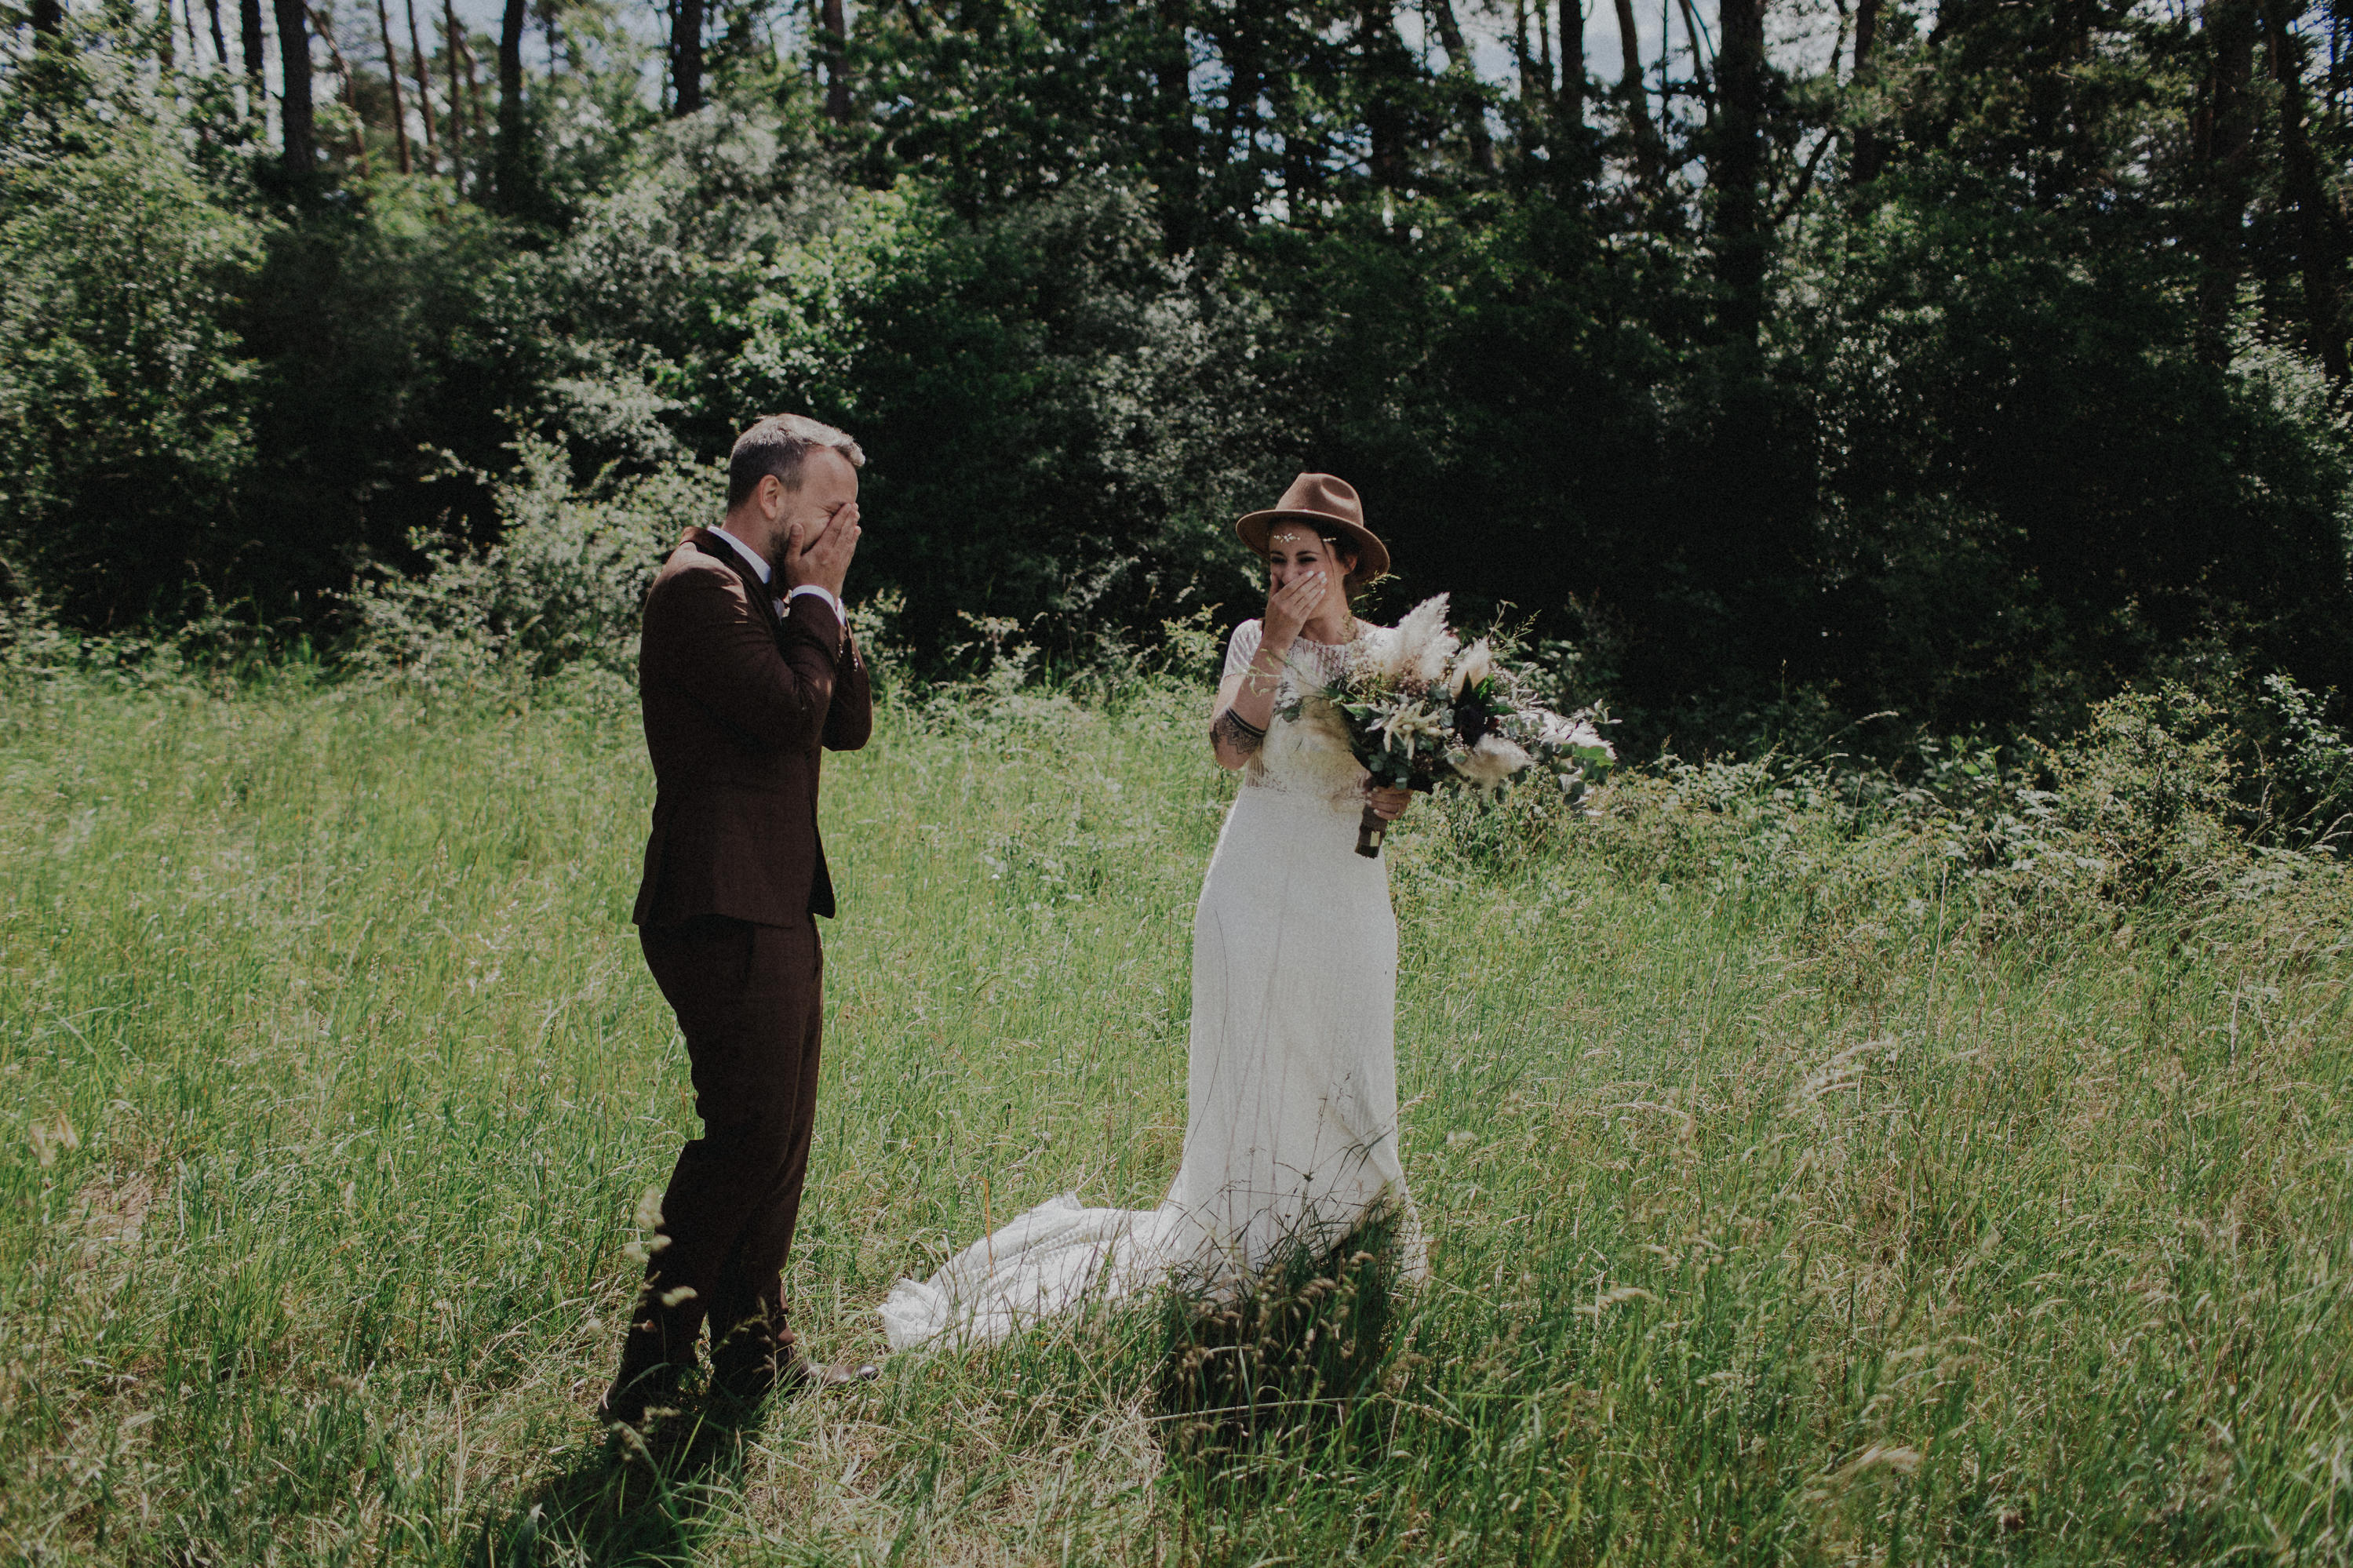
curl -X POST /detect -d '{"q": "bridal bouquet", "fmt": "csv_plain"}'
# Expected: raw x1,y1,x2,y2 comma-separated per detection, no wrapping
1290,595,1616,858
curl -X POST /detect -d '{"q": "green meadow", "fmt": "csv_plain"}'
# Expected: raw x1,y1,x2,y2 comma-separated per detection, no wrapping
3,665,2350,1565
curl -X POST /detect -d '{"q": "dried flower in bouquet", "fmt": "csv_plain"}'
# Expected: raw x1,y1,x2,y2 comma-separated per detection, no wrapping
1285,595,1616,857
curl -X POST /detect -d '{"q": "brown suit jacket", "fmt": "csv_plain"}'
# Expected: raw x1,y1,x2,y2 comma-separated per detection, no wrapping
632,528,872,929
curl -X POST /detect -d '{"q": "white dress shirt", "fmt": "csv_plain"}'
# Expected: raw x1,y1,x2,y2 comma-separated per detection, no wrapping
709,524,844,630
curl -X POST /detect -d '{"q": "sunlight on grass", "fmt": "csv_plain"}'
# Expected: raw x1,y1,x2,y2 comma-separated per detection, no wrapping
2,670,2349,1564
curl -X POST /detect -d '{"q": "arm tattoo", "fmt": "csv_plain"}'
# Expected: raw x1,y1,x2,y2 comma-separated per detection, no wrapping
1212,707,1267,755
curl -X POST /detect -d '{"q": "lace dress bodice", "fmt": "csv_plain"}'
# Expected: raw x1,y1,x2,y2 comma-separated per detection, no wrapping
1222,618,1374,809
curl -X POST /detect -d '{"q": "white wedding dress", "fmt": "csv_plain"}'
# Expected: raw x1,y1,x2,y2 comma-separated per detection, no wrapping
880,619,1425,1352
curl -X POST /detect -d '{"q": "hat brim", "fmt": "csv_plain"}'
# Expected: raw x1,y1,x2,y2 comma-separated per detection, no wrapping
1236,509,1392,581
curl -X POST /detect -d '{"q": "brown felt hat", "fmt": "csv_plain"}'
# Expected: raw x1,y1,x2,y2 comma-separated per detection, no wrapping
1235,473,1391,582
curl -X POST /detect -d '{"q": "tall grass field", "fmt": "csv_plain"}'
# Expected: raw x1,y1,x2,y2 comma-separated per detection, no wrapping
3,663,2349,1565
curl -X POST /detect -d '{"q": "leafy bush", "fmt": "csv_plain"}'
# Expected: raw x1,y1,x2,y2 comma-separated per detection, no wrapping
344,435,715,685
1785,197,2353,740
2254,672,2353,847
2043,685,2242,907
0,76,260,627
1547,678,2348,982
727,181,1275,662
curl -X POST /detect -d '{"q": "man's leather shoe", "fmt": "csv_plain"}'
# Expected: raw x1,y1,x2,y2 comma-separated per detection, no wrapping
596,1360,684,1427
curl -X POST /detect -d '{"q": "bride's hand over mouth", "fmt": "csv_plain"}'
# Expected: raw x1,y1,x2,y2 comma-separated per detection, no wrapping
1262,569,1327,649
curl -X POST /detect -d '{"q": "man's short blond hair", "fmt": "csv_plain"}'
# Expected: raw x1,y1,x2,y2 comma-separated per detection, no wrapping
727,414,864,511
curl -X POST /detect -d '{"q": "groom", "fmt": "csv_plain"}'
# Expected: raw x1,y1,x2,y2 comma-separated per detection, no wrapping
599,413,876,1427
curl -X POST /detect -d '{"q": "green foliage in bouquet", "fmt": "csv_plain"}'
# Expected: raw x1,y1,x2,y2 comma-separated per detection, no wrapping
1284,595,1618,856
1302,596,1616,792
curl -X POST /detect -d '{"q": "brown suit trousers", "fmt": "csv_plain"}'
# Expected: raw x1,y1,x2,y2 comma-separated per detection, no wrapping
634,915,824,1368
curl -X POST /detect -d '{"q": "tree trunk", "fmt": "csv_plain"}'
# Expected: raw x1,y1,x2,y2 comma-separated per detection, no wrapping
442,0,467,191
1677,0,1713,111
2188,0,2257,362
376,0,412,173
1221,6,1261,187
671,0,702,115
242,0,267,87
1538,0,1555,101
31,0,63,38
1273,69,1310,200
1360,0,1411,194
1848,0,1883,184
820,0,851,121
275,0,315,174
1513,0,1537,103
1561,0,1583,137
1153,0,1201,249
1612,0,1657,180
1713,0,1768,347
1429,0,1497,173
405,0,436,167
206,0,228,64
2265,0,2350,377
459,15,487,140
1703,0,1801,700
495,0,526,206
311,4,372,175
159,0,174,67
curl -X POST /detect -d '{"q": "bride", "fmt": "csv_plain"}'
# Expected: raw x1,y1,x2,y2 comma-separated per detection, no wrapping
881,473,1425,1352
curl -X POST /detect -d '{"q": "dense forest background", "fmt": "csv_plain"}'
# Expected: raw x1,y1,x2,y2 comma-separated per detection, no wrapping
6,0,2353,749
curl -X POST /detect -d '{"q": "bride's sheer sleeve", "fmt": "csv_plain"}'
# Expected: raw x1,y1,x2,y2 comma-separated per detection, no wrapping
1222,620,1263,682
1210,620,1268,768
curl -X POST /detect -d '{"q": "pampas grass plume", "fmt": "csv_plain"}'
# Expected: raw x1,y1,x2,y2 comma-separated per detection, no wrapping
1448,639,1495,698
1455,733,1532,787
1394,595,1459,687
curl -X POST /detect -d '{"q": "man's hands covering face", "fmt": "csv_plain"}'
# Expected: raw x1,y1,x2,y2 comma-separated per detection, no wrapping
784,502,860,599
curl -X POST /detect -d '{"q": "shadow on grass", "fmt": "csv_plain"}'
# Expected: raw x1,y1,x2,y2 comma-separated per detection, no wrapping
1152,1211,1411,1472
472,1394,765,1567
